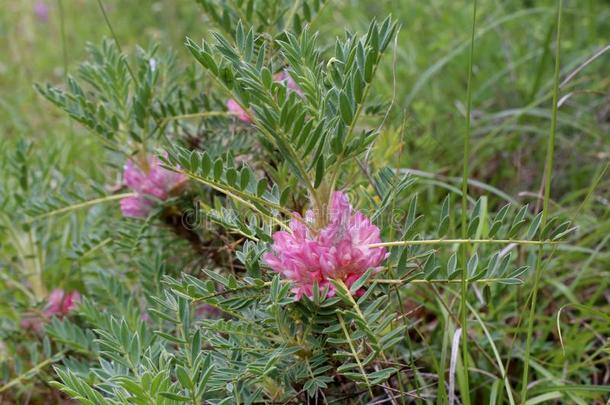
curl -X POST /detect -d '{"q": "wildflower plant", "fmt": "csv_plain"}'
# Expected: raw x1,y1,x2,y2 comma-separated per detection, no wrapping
1,0,605,404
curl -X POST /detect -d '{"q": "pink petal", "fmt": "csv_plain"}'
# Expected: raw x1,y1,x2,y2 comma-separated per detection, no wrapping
227,99,253,124
120,195,153,218
264,191,387,300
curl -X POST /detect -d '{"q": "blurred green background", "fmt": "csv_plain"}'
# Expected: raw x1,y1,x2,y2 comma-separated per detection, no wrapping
1,0,608,197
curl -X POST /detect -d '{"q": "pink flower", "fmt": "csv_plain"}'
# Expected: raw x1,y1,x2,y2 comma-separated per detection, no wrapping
120,195,154,218
43,289,81,318
20,314,44,333
20,289,81,332
120,155,187,218
263,192,387,300
34,1,50,22
196,303,221,319
227,99,253,124
274,70,304,96
226,72,300,125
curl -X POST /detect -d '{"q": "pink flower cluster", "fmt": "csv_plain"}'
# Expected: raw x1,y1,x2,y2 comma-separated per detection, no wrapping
21,289,81,332
120,155,187,218
263,192,387,300
226,70,303,124
44,289,81,318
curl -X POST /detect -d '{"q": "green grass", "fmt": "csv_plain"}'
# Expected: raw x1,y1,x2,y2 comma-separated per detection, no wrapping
1,0,609,403
521,0,563,402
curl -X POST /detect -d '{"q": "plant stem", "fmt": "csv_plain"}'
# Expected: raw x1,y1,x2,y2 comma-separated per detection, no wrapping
520,1,563,402
0,352,65,393
337,313,374,398
367,238,556,248
96,0,138,85
29,192,136,222
459,1,477,403
57,0,68,82
182,172,291,231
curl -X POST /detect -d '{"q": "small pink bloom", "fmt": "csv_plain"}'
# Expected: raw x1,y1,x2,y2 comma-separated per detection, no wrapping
120,195,154,218
195,303,221,319
20,314,44,332
274,70,304,96
43,289,81,318
120,155,187,218
264,192,387,300
227,99,253,124
34,1,50,22
21,289,80,332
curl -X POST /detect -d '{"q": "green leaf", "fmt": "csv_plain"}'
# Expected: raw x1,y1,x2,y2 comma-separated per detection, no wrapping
349,268,374,294
200,152,212,176
213,158,223,180
467,217,479,238
225,168,237,186
160,392,190,402
339,92,353,124
261,67,272,89
154,331,186,344
364,50,375,82
368,367,397,384
280,187,291,206
239,167,251,190
256,178,267,196
314,156,325,188
176,366,193,389
467,253,479,277
527,211,543,239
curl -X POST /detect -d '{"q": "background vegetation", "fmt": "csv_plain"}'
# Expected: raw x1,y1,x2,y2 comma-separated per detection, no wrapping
1,0,608,403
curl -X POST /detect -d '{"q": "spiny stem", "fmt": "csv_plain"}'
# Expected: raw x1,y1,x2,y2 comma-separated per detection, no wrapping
367,238,557,248
459,1,478,403
520,0,563,402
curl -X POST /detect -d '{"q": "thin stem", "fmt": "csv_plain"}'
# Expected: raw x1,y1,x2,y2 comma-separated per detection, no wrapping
376,278,527,285
0,271,36,302
96,0,138,85
283,0,303,31
459,1,477,403
160,111,236,126
520,1,563,402
182,172,291,231
367,238,557,248
78,238,112,260
28,192,136,222
337,313,374,398
57,0,68,82
327,50,383,188
0,352,65,393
